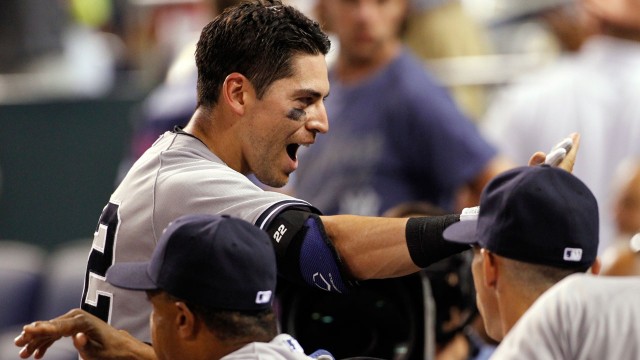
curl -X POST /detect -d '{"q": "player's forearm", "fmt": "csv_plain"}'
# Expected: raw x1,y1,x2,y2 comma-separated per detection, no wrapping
321,214,468,280
15,308,158,360
320,215,419,280
88,336,157,360
117,333,157,360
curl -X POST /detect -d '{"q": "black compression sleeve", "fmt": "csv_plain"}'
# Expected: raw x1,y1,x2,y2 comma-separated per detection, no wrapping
405,215,468,268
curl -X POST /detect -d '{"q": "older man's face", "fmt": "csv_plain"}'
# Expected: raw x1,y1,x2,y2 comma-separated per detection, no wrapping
148,291,181,360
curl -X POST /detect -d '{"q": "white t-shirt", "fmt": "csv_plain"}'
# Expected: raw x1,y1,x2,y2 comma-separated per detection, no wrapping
492,274,640,359
223,334,334,360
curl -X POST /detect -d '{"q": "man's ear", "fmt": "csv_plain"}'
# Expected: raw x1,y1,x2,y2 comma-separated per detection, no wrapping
482,249,498,288
174,302,198,340
222,72,252,116
590,256,602,275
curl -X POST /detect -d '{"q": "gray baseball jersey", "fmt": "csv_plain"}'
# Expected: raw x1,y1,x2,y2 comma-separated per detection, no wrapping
491,274,640,360
80,130,315,342
222,334,334,360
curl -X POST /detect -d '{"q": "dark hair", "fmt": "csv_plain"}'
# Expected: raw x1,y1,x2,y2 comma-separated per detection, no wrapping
504,258,591,286
209,0,244,14
160,291,278,342
195,0,331,108
188,301,278,342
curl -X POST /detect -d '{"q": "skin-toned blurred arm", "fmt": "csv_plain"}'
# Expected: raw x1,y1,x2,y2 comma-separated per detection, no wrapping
456,155,516,211
321,133,581,281
582,0,640,32
15,309,156,360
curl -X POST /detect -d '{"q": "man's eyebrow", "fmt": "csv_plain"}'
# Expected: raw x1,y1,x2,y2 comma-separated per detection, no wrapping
293,88,327,99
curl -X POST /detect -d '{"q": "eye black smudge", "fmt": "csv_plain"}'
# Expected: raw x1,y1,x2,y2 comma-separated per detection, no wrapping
286,108,306,121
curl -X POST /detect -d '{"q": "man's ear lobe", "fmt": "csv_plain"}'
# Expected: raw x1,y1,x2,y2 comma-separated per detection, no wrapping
222,72,251,115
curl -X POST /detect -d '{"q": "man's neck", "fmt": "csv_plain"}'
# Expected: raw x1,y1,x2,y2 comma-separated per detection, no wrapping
498,282,551,340
335,41,402,84
183,107,243,173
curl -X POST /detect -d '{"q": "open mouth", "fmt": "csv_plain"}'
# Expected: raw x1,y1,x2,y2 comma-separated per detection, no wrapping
286,144,300,161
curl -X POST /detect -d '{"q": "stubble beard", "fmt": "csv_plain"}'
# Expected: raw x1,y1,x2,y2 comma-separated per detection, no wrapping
254,161,289,189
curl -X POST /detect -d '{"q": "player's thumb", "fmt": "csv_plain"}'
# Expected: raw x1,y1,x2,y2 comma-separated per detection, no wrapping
528,151,546,166
72,333,90,354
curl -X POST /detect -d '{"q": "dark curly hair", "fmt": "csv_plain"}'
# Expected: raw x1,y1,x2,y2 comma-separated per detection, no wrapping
195,0,331,108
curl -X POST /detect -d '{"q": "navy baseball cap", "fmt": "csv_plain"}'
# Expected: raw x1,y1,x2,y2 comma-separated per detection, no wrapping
443,166,599,268
106,214,276,311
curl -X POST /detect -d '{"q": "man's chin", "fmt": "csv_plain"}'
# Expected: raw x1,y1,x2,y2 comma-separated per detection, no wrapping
255,173,289,189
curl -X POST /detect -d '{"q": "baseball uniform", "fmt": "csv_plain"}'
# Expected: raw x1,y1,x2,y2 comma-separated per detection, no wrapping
81,129,317,343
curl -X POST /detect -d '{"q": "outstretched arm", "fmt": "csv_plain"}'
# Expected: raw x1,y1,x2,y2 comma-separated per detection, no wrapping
320,215,418,280
15,309,156,360
322,133,581,281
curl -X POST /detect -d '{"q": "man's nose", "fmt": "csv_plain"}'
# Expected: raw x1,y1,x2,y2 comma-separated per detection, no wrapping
306,103,329,135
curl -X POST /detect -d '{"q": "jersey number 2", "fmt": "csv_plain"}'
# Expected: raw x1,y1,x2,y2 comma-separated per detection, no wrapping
80,202,119,322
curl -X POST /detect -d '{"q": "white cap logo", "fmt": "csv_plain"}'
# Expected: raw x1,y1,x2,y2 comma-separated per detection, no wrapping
460,206,479,221
255,290,272,304
563,248,583,262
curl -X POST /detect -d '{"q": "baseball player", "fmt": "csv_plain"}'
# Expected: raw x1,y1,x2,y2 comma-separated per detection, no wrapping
442,165,600,343
17,214,335,360
80,0,580,347
490,274,640,359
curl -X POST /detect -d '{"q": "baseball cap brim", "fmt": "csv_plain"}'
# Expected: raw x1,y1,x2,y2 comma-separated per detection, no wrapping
106,262,158,291
442,219,479,245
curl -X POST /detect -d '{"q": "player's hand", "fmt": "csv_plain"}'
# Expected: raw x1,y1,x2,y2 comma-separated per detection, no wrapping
14,309,156,360
528,133,580,173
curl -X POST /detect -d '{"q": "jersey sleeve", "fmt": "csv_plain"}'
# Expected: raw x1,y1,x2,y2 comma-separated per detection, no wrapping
153,159,319,241
255,200,321,230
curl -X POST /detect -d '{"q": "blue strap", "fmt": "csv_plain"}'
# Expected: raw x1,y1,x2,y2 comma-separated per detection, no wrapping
298,216,350,294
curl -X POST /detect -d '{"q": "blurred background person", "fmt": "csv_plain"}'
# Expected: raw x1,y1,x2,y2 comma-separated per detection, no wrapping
482,0,590,55
600,158,640,276
295,0,513,217
0,0,122,102
481,0,640,254
403,0,493,120
610,157,640,244
117,0,244,180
